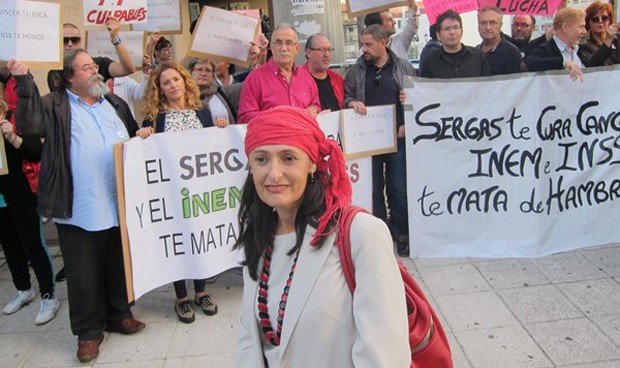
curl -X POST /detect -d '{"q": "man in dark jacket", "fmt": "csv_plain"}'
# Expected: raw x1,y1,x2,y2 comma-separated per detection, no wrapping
10,49,143,364
344,24,415,257
524,7,587,81
419,10,491,78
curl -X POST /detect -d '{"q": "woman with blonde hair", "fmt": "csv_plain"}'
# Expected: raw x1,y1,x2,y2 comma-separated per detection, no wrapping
138,62,227,323
579,1,619,66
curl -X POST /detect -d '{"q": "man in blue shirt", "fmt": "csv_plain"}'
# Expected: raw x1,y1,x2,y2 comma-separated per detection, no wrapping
10,49,143,364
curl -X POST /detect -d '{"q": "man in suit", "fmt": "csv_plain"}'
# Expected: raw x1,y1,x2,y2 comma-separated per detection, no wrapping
524,7,587,80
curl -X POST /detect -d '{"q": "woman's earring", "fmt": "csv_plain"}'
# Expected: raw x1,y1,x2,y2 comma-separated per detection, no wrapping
310,171,315,183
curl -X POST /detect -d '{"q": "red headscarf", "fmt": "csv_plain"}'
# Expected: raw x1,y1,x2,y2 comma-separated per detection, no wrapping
245,106,352,245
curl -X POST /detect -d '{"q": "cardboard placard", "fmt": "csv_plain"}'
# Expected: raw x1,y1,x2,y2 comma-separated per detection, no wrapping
86,30,144,70
346,0,407,17
187,6,259,68
131,0,182,34
341,105,397,160
0,0,62,69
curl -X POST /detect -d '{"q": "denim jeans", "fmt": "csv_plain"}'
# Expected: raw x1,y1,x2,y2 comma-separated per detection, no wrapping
372,137,408,239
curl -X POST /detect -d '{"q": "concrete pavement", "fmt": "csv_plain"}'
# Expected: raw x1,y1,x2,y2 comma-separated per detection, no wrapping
1,224,619,367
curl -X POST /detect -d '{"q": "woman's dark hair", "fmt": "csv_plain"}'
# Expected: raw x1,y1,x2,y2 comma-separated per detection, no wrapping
154,36,172,52
234,170,334,280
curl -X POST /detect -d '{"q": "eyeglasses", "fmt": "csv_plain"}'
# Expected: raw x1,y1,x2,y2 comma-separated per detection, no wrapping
309,47,334,53
591,15,610,23
512,23,532,29
77,63,99,73
63,36,81,45
374,68,382,86
440,25,461,32
193,67,213,74
273,39,297,47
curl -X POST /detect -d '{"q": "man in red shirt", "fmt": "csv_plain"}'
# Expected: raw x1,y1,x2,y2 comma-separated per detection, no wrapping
238,24,320,123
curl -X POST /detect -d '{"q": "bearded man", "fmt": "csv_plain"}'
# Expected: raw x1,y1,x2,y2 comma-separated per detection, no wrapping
10,49,143,364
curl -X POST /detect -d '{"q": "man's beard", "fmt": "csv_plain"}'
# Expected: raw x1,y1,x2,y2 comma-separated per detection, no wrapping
88,74,110,96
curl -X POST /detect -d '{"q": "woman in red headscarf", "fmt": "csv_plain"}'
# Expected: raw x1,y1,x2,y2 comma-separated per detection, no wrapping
234,106,409,367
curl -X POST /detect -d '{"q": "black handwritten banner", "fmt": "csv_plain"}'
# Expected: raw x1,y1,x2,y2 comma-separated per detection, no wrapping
406,66,620,257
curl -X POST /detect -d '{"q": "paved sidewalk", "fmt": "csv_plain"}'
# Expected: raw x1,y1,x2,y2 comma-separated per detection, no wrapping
1,227,619,367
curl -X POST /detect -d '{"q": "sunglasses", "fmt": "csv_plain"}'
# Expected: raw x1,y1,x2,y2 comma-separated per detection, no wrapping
591,15,610,23
374,68,382,86
63,36,81,45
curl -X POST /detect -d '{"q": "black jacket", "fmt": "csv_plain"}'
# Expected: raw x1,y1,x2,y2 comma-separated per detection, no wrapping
14,74,138,218
419,45,491,78
524,38,586,71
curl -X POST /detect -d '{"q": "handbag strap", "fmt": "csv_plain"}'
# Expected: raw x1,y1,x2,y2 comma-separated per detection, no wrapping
336,206,368,293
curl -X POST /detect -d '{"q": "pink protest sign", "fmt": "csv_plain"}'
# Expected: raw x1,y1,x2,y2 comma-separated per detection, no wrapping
423,0,478,24
478,0,563,15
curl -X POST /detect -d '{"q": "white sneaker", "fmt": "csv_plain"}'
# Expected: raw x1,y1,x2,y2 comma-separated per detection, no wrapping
3,289,36,314
35,296,60,325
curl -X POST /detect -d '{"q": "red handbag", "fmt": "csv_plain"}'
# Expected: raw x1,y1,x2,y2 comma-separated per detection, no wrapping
336,206,453,368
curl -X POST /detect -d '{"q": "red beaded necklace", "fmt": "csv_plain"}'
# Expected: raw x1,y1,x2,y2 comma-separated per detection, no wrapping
257,245,301,346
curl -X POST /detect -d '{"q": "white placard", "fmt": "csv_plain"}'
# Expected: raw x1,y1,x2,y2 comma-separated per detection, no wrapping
317,111,373,211
406,67,620,258
122,126,247,301
0,0,61,65
86,31,144,68
188,6,259,68
291,0,326,16
83,0,147,26
132,0,181,33
341,105,397,160
346,0,407,16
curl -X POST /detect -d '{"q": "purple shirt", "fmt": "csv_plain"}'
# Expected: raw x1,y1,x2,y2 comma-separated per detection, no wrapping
238,59,320,123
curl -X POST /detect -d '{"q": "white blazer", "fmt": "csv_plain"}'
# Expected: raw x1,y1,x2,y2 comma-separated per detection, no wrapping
236,212,410,368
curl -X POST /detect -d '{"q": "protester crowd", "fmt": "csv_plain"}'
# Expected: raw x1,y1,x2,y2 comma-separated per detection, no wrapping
0,0,618,364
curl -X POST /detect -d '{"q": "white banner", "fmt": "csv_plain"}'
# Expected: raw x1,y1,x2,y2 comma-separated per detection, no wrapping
406,67,620,258
123,126,247,300
122,121,374,299
86,31,144,68
0,1,61,64
132,0,181,33
83,0,147,26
